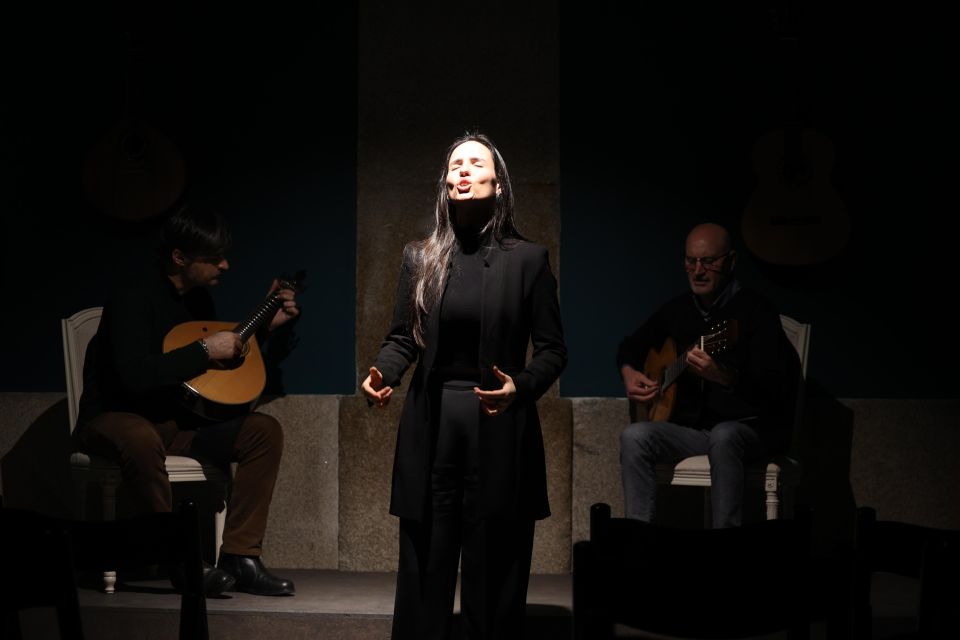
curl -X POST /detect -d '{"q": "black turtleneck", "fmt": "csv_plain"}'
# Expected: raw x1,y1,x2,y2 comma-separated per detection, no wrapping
434,226,488,381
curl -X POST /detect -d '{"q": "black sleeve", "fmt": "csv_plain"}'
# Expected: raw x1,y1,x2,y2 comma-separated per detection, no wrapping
512,247,567,402
372,243,422,388
106,290,208,394
729,300,797,417
615,303,670,375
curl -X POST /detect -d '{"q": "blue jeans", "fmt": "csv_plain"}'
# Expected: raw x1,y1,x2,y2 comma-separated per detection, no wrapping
620,420,765,528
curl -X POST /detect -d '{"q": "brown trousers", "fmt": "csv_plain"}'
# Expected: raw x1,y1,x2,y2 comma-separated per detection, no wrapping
77,411,283,556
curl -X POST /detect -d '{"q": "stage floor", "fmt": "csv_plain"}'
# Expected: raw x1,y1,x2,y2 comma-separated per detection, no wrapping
18,570,918,639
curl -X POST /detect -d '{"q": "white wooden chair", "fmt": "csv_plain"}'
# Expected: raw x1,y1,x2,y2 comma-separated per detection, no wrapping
62,307,229,593
654,314,811,523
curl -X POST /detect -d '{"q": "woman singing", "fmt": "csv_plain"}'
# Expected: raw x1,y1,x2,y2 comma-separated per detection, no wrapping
361,132,567,639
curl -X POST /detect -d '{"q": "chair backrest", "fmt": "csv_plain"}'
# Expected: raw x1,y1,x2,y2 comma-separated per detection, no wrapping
780,314,811,456
62,307,103,432
574,502,813,639
854,506,960,638
780,313,811,378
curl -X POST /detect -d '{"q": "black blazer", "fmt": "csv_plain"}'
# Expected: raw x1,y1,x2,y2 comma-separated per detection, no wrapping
374,238,567,521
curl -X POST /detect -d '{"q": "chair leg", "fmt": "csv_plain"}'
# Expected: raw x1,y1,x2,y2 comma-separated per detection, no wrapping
766,488,780,520
100,480,120,594
214,508,226,564
71,473,89,520
703,488,712,528
764,471,782,520
213,470,235,564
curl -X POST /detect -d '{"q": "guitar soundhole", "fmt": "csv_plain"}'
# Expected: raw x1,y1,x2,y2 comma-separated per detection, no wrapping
779,161,810,185
121,131,148,162
212,356,245,371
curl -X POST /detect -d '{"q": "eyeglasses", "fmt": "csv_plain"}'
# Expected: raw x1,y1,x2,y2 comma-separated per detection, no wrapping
683,252,730,272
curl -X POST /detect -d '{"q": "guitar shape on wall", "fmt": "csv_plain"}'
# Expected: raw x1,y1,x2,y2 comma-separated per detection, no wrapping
162,273,305,421
83,31,185,220
741,2,850,266
629,320,739,424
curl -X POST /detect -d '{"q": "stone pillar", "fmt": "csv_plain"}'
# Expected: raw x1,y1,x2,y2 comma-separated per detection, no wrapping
345,0,567,572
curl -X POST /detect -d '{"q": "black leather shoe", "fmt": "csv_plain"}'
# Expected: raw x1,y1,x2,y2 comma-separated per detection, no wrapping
217,552,295,596
169,562,236,597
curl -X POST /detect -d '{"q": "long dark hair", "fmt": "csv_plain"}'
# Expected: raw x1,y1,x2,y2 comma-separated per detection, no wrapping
409,132,522,348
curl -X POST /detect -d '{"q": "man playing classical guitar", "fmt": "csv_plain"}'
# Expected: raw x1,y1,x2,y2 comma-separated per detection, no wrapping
73,204,299,596
617,223,801,527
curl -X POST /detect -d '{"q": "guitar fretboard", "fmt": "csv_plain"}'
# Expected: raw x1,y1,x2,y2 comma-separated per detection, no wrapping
234,279,299,343
659,324,734,393
234,293,285,343
661,355,688,392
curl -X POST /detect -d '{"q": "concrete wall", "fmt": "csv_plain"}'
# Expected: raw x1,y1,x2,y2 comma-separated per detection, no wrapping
3,392,957,573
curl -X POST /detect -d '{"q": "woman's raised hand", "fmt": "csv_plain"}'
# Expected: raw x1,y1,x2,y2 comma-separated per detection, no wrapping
362,366,393,408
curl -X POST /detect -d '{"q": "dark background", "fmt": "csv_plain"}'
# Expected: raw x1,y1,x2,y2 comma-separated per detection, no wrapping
2,2,954,400
561,1,953,397
2,3,357,395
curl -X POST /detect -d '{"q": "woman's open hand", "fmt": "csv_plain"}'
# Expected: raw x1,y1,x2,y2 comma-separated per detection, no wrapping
474,365,516,416
362,366,393,408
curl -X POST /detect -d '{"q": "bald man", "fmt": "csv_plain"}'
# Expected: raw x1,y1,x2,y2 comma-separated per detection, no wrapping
616,223,801,527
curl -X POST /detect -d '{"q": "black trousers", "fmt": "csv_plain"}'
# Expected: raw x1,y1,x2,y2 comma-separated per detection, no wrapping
391,383,535,640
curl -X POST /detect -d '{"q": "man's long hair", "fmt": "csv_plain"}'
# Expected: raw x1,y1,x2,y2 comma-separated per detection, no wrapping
409,132,521,348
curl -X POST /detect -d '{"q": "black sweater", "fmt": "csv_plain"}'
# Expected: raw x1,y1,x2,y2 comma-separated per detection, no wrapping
77,265,214,431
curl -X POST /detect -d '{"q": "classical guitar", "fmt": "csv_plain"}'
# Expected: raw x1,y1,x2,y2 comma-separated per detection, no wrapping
742,129,850,266
162,274,304,421
741,2,850,266
628,320,738,423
